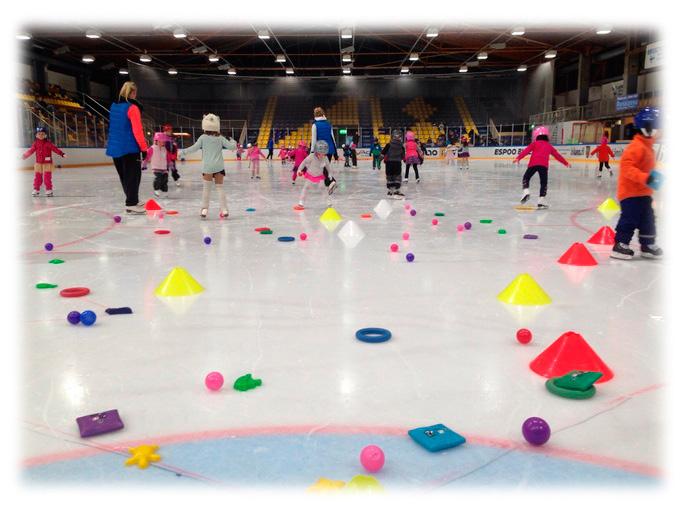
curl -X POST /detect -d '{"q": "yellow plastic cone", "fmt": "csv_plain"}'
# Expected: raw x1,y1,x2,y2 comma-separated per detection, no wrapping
319,207,343,223
597,198,620,214
155,267,204,297
497,273,552,306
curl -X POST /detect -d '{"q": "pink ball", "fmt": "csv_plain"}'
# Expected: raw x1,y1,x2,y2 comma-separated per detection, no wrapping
360,445,385,473
402,232,410,240
516,329,532,344
405,204,411,210
204,371,224,391
432,219,438,226
300,233,308,241
457,224,464,232
390,243,399,252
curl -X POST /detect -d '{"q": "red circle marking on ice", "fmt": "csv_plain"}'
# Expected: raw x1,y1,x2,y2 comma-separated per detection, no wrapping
59,287,90,298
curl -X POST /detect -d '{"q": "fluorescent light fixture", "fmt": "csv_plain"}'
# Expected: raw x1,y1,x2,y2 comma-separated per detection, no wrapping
119,68,129,75
400,67,409,73
173,28,187,38
477,51,488,60
545,49,557,59
275,54,286,63
517,64,527,72
257,30,270,39
139,53,152,62
168,68,178,75
285,68,294,74
81,55,95,63
16,32,31,40
409,53,419,61
596,26,612,35
511,27,525,36
341,28,352,39
343,67,351,74
426,27,438,38
227,68,236,75
342,53,352,62
85,29,101,39
208,54,219,62
459,65,468,73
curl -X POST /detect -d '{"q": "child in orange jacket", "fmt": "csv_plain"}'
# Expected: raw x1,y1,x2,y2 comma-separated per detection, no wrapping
590,136,615,178
611,108,663,260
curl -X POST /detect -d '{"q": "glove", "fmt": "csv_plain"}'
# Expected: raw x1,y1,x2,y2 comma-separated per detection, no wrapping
646,170,664,190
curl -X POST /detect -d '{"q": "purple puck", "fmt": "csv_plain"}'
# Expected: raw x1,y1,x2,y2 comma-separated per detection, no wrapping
522,417,551,446
523,234,539,240
67,311,81,325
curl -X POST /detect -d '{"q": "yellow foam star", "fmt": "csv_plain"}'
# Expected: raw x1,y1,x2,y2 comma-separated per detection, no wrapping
307,477,347,492
124,444,161,469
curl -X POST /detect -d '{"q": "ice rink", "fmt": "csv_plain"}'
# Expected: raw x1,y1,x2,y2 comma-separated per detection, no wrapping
20,155,665,488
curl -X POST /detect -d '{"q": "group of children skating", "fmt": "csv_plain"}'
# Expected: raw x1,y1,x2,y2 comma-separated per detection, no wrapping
24,106,662,260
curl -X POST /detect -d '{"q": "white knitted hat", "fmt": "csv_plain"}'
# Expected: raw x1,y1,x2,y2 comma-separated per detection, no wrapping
202,113,220,132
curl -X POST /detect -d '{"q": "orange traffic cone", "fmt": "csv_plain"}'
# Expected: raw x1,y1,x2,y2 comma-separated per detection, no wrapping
587,226,616,245
557,242,598,266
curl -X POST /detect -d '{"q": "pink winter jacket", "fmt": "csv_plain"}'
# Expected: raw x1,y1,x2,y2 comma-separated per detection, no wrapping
404,140,422,160
515,140,569,168
291,147,309,166
248,148,265,160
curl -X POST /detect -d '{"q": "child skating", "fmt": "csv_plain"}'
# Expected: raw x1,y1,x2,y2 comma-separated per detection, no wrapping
289,140,309,185
23,126,66,197
513,126,571,209
370,138,382,170
162,123,181,186
611,107,663,260
296,140,337,209
444,143,456,166
248,142,266,179
403,131,423,183
179,113,237,219
144,132,170,197
590,136,615,178
458,135,471,170
381,130,406,199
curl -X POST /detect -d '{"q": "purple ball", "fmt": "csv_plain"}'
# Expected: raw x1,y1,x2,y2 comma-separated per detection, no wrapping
522,417,551,446
406,253,415,262
113,215,122,223
44,243,54,251
464,222,472,230
204,237,212,245
67,311,81,325
409,209,417,217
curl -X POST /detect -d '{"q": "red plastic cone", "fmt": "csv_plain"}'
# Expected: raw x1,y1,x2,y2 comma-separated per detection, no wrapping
587,226,616,245
530,331,613,383
145,199,162,211
557,242,598,266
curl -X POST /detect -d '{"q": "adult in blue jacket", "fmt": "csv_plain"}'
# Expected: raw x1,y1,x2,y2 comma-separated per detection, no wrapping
310,107,338,162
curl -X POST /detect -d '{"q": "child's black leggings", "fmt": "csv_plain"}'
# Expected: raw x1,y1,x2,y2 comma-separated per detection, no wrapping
405,164,419,179
522,165,548,197
598,161,611,172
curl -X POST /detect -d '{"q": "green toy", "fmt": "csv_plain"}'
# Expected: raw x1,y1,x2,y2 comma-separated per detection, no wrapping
35,283,58,289
48,259,65,264
480,219,493,224
259,230,273,235
498,229,507,235
434,212,445,217
234,373,262,392
546,370,603,400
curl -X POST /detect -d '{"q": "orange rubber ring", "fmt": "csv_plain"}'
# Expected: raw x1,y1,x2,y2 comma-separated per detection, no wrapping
59,287,90,298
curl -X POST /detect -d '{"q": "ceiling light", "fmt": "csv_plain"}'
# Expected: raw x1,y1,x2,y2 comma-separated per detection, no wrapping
168,68,178,75
517,64,527,72
227,68,236,75
545,49,557,59
139,53,152,62
477,51,488,60
257,30,270,40
173,28,187,38
426,28,438,38
81,55,95,63
409,53,419,61
286,68,294,75
343,67,351,74
208,54,219,62
275,54,286,63
342,53,352,62
85,29,101,39
459,65,468,73
341,28,352,39
400,67,409,74
596,26,612,35
511,27,525,36
119,68,129,75
17,32,31,40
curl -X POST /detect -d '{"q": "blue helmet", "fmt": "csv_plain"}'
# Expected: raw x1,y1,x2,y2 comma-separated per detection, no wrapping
633,107,660,135
36,125,47,133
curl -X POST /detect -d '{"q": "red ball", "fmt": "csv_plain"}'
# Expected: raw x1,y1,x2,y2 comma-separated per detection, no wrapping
516,328,532,344
390,243,399,252
300,233,308,241
432,219,438,226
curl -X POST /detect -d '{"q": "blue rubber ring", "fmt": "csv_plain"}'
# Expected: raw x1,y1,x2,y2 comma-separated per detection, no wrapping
278,236,296,242
355,328,392,343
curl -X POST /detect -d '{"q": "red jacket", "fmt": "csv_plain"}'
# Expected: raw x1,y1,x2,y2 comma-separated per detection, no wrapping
617,134,655,201
590,144,614,162
23,139,65,164
515,140,569,168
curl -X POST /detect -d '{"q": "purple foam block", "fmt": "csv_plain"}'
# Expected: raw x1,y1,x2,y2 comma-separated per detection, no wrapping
105,307,133,315
523,234,539,240
76,409,124,437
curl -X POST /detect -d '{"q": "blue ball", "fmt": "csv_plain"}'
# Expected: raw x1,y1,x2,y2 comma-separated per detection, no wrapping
204,237,212,245
406,253,415,262
80,310,97,326
67,311,81,325
44,243,54,251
